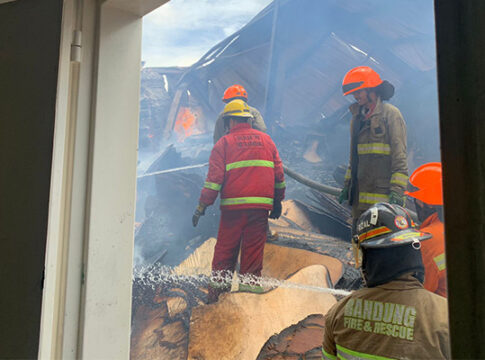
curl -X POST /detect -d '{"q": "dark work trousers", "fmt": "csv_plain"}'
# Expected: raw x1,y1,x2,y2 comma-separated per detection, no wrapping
208,208,268,303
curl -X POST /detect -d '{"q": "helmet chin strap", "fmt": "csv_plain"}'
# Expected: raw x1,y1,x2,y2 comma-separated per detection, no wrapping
366,93,372,105
367,90,379,107
414,199,436,223
360,91,376,112
360,267,369,287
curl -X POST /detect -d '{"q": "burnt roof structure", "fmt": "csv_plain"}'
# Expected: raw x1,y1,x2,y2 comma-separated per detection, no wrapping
159,0,439,170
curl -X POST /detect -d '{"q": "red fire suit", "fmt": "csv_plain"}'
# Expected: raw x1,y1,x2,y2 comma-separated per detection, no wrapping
420,212,447,297
199,123,285,301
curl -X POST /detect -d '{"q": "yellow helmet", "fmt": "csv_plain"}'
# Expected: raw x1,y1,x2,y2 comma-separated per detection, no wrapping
222,99,252,119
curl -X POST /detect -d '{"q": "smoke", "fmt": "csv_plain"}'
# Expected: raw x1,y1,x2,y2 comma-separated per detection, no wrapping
135,0,441,273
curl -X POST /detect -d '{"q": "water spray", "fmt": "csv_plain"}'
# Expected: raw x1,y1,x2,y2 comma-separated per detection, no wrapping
133,264,352,297
137,162,209,179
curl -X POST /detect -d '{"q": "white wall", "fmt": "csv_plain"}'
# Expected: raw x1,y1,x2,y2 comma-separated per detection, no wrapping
79,4,141,359
39,0,168,359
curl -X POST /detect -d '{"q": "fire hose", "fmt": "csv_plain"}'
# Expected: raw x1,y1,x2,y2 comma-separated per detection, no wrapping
138,162,342,197
282,165,341,196
137,162,210,178
138,162,417,218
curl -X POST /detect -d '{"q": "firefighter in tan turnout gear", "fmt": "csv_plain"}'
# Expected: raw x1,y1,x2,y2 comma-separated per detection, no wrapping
338,66,408,225
322,203,450,360
213,84,267,144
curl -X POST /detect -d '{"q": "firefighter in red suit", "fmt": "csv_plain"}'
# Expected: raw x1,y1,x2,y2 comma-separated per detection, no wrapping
192,99,286,303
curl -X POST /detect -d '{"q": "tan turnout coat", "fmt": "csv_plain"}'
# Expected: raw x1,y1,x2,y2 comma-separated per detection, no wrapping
344,98,408,219
322,274,450,360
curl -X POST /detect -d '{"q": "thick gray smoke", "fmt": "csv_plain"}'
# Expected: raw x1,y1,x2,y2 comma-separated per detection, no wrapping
136,0,440,265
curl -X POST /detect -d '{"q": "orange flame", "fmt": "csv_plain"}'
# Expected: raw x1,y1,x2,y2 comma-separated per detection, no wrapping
174,107,201,142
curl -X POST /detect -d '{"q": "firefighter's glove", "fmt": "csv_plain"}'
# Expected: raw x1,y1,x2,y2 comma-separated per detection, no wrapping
269,200,282,219
338,187,349,204
192,203,207,227
389,191,405,206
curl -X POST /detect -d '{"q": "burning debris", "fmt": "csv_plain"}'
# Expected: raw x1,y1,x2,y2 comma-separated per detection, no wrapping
131,237,351,360
132,0,440,358
132,140,361,359
174,107,203,142
134,146,216,267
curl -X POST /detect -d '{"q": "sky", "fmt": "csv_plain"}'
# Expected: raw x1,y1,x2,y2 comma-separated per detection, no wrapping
142,0,273,68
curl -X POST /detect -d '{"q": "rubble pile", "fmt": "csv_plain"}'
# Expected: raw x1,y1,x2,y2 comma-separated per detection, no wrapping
131,237,347,359
132,144,362,359
129,1,441,357
257,314,326,360
187,265,336,360
131,276,206,360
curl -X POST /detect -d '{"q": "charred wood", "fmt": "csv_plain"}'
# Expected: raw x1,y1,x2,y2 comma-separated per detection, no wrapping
306,189,351,228
257,314,325,360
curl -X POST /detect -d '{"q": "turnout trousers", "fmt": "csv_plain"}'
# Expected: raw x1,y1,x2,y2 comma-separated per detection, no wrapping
208,209,268,303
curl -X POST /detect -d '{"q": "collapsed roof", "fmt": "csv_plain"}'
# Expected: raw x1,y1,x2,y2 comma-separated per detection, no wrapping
154,0,439,170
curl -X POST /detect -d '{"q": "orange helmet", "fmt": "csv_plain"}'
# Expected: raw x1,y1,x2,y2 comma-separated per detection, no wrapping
405,162,443,206
222,84,248,103
342,66,383,96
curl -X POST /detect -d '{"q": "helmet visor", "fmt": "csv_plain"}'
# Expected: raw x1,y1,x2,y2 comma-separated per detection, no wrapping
342,81,364,95
360,228,431,249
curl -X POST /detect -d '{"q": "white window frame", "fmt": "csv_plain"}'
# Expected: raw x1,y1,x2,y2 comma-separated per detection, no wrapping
39,1,168,359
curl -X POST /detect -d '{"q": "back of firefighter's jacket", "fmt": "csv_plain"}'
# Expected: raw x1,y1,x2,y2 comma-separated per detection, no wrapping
200,123,285,211
322,274,450,360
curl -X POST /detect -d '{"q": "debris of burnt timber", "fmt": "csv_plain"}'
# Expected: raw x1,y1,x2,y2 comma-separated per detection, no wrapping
257,314,326,360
